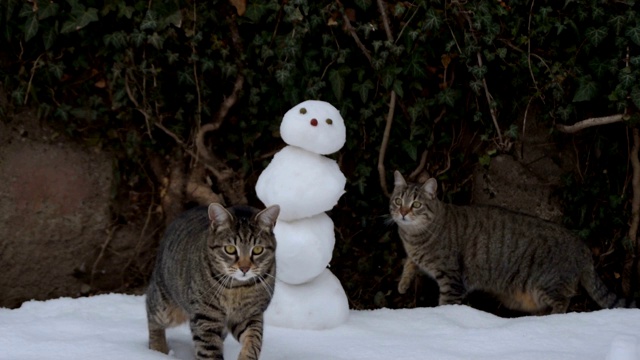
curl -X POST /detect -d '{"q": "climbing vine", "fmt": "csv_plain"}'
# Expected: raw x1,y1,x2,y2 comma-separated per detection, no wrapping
1,0,640,308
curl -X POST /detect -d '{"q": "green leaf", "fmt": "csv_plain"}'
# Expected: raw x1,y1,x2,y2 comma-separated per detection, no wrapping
48,62,64,80
354,0,372,10
627,24,640,46
393,80,404,98
61,7,99,33
352,80,374,103
618,67,636,89
424,8,441,30
147,32,164,49
38,2,59,20
572,79,598,102
130,30,146,47
585,27,608,47
74,7,98,30
118,5,134,19
140,10,157,31
589,58,612,78
608,15,626,35
401,140,418,161
18,3,32,18
469,80,483,95
245,3,270,23
275,68,289,85
436,87,457,107
329,67,351,100
42,24,57,50
24,15,38,42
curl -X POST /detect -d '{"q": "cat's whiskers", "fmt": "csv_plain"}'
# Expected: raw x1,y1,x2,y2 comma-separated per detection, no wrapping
255,274,274,298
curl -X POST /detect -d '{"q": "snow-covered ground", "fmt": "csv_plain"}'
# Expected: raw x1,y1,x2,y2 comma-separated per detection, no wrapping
0,293,638,360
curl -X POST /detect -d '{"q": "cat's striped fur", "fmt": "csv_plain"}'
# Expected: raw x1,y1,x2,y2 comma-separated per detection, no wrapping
146,203,280,359
391,171,634,314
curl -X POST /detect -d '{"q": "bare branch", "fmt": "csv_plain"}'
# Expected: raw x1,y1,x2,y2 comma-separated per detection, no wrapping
337,0,372,65
375,0,397,197
409,150,429,181
377,0,393,40
377,91,396,198
623,127,640,297
556,114,625,133
629,128,640,244
458,5,504,147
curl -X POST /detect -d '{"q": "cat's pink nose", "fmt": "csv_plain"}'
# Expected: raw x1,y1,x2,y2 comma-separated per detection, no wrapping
310,119,318,126
239,266,250,274
400,207,410,217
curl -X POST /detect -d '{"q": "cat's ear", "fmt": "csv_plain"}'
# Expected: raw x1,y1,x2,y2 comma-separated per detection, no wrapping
423,178,438,199
393,171,407,187
255,205,280,231
207,203,233,229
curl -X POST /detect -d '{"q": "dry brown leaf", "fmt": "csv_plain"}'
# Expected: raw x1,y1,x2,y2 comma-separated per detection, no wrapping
229,0,246,16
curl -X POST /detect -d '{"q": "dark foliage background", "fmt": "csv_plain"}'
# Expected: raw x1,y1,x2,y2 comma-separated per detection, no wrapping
2,0,640,312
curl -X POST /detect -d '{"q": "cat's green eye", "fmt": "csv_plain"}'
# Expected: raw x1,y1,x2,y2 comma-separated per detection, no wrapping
224,245,237,255
252,246,264,255
300,107,307,114
412,201,422,208
394,198,402,206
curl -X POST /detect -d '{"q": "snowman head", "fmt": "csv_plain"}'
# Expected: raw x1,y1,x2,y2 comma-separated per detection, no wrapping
280,100,346,155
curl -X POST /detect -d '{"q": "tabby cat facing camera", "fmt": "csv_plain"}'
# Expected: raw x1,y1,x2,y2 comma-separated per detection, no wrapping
390,171,635,315
146,203,280,360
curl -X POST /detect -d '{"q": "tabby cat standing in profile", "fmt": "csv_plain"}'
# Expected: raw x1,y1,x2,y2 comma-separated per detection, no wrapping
146,203,280,360
390,171,634,314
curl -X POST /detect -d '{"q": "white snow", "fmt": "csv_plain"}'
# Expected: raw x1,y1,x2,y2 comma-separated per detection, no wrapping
255,145,346,221
273,213,336,285
280,100,346,155
1,293,639,360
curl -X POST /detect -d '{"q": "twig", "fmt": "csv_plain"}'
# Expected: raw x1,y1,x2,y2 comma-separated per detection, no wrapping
191,2,202,125
154,121,224,179
458,5,504,147
409,150,429,180
520,96,535,159
629,128,640,244
555,114,625,133
526,0,542,101
377,0,393,40
337,0,372,65
90,224,118,286
395,3,420,44
376,0,397,197
24,53,44,105
623,128,640,297
498,38,552,75
378,91,396,197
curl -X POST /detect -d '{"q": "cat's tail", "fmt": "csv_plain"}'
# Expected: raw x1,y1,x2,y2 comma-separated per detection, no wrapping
580,266,636,309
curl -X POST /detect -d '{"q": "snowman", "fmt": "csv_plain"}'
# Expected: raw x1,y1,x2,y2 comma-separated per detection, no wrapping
255,100,349,330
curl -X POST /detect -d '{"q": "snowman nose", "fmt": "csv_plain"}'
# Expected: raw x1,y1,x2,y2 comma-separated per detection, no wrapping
310,118,318,126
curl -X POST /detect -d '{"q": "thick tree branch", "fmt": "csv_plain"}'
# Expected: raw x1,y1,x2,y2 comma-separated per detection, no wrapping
555,114,625,133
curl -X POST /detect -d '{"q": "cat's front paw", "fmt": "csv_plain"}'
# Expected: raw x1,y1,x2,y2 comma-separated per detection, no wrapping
398,277,412,294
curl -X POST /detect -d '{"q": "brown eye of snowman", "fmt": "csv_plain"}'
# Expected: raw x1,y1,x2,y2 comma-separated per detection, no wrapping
300,108,307,114
326,119,333,125
310,118,318,126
